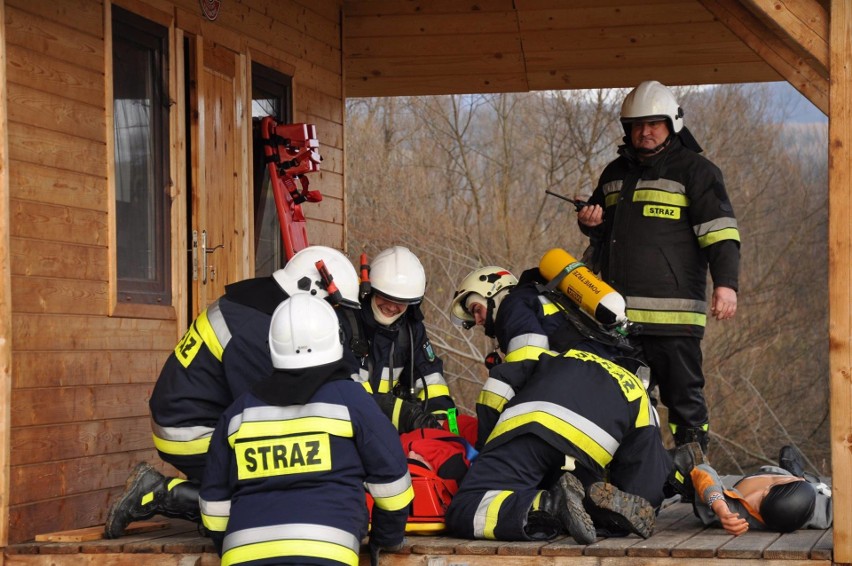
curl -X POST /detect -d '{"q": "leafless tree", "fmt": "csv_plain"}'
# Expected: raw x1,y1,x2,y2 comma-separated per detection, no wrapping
345,84,829,474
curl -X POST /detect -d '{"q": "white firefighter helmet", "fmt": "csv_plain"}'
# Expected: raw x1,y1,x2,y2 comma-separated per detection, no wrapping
269,294,343,369
369,246,427,304
451,266,518,326
272,245,359,307
620,80,684,134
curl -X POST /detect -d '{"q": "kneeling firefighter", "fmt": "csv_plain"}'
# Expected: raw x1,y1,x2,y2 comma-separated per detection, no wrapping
200,294,412,565
353,246,456,432
104,246,361,539
445,255,673,543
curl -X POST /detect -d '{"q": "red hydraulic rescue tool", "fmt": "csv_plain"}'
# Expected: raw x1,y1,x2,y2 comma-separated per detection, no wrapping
259,117,323,259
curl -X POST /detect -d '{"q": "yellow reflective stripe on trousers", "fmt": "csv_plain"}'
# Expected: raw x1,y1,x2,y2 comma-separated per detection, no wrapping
222,524,360,566
199,498,231,533
473,490,512,539
487,403,617,468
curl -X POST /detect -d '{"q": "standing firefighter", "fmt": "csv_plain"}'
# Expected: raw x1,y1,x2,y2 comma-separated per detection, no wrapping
104,246,361,538
200,294,412,565
577,80,740,451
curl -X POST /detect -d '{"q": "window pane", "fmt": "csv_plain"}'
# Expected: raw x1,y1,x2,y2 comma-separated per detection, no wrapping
112,7,170,304
251,64,292,276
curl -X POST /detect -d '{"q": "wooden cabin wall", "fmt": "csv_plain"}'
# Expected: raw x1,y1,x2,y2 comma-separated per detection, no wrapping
3,0,345,544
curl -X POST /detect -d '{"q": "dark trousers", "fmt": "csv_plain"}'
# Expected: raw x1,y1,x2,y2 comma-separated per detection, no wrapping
639,335,707,429
446,435,565,541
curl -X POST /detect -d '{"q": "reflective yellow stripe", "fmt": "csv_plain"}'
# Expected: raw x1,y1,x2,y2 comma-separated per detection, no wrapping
392,398,403,430
633,189,689,206
604,192,620,208
542,302,560,315
222,540,358,566
698,227,741,247
228,418,354,447
201,513,229,533
564,349,651,428
360,381,374,394
417,384,451,401
477,389,509,413
627,308,706,327
504,345,550,363
484,491,512,540
488,410,613,468
669,422,709,434
152,433,210,457
195,309,225,361
373,484,415,512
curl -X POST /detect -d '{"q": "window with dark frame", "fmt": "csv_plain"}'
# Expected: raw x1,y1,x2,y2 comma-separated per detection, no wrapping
112,6,171,305
251,63,293,276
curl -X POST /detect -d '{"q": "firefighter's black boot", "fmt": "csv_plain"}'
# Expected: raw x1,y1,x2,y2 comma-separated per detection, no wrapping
672,426,709,453
104,462,168,538
538,472,597,544
664,442,707,502
162,478,201,523
778,445,806,477
587,482,655,539
104,463,201,539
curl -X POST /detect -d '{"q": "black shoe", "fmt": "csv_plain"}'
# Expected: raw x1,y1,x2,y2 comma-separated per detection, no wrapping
542,473,597,544
779,445,806,477
104,462,167,539
588,482,655,539
667,441,707,502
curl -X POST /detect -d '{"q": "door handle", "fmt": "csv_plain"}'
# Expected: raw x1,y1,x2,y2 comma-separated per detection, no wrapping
190,230,199,281
201,230,224,284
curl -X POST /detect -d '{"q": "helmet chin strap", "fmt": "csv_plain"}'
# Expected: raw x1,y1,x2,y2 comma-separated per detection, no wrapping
635,133,674,156
371,295,405,326
483,297,497,338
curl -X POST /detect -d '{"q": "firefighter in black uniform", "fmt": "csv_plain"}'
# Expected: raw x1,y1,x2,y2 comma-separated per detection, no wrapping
447,267,671,543
104,246,362,539
578,80,740,451
200,293,413,566
451,265,646,450
353,246,455,430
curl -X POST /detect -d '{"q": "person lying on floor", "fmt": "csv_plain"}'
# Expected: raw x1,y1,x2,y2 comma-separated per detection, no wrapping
691,445,832,535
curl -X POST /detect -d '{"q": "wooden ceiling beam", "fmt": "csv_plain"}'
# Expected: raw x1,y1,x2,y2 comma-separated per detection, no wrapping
740,0,828,76
697,0,828,113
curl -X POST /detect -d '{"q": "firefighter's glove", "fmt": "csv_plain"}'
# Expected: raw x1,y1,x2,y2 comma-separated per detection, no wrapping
484,350,502,369
399,399,441,432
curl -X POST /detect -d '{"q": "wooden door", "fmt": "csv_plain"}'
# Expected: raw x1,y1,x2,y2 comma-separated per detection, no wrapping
188,36,250,315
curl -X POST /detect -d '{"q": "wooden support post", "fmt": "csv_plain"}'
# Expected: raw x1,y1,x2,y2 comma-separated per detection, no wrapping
829,0,852,562
0,0,11,550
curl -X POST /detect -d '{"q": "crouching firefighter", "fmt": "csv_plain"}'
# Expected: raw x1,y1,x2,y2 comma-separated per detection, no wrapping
352,246,456,431
200,294,413,566
446,263,671,543
104,246,362,538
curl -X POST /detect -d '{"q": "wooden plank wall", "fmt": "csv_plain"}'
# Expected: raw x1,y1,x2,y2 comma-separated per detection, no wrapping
3,0,345,545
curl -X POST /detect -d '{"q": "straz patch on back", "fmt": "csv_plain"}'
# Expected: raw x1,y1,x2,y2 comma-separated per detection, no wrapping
236,433,331,479
643,204,681,220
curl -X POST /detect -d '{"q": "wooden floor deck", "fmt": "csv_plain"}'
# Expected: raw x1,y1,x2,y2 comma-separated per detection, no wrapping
2,501,835,566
